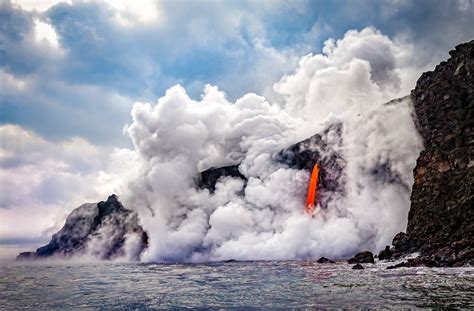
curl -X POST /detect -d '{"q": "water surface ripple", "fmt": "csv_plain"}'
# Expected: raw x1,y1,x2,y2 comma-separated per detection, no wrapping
1,261,473,309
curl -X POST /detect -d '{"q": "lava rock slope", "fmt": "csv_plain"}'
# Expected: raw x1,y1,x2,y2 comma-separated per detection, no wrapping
17,194,148,261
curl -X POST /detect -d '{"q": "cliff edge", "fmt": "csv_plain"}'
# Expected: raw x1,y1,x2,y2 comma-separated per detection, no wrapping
17,194,148,261
387,41,473,267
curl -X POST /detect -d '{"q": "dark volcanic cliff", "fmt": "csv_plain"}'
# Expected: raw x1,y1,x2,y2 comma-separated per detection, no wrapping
387,41,474,267
18,195,148,261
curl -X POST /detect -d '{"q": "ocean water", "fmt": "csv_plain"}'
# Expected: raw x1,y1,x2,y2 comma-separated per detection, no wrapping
0,261,473,309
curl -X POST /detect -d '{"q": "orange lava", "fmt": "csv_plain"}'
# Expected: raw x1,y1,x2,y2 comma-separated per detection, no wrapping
305,163,319,215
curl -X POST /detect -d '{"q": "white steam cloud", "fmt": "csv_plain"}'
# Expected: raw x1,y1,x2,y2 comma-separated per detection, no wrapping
112,27,423,262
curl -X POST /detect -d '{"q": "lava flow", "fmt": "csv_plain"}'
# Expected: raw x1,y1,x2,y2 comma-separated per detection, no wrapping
305,163,319,215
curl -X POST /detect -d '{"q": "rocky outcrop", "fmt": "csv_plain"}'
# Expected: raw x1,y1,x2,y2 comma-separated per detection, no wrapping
317,257,335,263
377,246,393,260
381,41,474,267
347,251,375,264
17,195,148,261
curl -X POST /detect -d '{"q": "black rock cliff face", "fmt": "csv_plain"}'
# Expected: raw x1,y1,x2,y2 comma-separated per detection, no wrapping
17,195,148,261
388,41,474,267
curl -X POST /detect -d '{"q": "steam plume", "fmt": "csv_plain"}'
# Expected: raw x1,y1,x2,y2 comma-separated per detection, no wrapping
116,27,422,262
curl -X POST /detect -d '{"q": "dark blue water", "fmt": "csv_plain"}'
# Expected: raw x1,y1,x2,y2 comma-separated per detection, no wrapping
1,261,473,309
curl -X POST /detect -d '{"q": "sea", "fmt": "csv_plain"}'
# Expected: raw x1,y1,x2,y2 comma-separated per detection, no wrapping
0,259,473,309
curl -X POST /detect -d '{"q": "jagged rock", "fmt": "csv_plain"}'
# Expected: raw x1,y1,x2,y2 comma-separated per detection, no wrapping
223,259,238,263
378,246,393,260
352,263,364,270
387,257,439,269
17,194,148,261
317,257,335,263
387,40,474,267
391,232,413,253
16,251,36,260
386,262,407,269
347,251,375,264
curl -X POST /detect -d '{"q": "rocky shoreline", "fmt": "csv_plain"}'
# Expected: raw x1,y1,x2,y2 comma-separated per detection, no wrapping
346,41,473,269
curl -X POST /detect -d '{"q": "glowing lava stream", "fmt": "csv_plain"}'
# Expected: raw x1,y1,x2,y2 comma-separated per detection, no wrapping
306,163,319,215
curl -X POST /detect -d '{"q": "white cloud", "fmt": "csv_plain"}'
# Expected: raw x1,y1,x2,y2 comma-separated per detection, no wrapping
0,125,136,241
0,70,28,91
106,0,163,27
11,0,70,12
33,18,60,48
13,0,163,26
275,27,414,123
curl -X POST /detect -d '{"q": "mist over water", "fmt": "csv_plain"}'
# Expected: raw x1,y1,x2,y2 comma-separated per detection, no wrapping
95,27,424,262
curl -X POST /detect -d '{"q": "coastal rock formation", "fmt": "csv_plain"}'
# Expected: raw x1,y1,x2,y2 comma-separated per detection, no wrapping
317,257,336,264
377,246,393,260
382,40,474,267
17,195,148,261
347,251,375,264
352,264,364,270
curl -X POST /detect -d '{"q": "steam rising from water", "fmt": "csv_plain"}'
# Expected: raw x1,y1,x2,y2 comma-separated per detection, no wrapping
117,27,422,262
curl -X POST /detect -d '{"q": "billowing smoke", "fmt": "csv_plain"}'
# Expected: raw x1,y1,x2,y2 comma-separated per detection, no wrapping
117,27,423,262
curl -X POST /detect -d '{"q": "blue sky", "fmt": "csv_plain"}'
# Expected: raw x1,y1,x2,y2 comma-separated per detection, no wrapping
1,0,473,146
0,0,473,245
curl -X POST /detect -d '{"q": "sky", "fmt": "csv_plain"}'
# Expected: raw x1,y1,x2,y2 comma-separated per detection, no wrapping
0,0,473,250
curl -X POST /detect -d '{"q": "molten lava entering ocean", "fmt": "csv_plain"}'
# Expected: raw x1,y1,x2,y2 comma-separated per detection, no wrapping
306,163,319,215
